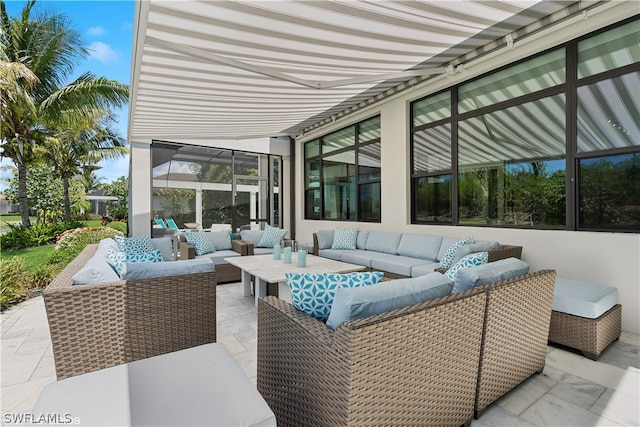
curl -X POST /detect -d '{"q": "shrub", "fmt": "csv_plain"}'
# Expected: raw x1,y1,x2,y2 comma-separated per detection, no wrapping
1,257,29,310
106,221,127,234
48,227,124,266
1,221,84,251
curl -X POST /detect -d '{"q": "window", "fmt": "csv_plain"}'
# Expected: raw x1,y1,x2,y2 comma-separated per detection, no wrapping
151,143,282,230
304,116,381,222
410,17,639,232
578,153,640,229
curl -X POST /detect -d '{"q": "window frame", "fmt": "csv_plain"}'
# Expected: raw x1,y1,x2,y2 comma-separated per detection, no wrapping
410,16,640,232
304,115,382,222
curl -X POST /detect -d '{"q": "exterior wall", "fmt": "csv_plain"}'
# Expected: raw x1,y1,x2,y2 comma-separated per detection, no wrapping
295,4,640,334
129,141,153,236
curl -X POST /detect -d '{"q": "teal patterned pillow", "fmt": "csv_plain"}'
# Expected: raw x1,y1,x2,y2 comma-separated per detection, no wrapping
257,224,288,248
114,235,154,254
184,231,216,255
106,249,163,277
439,236,474,268
331,228,358,250
445,251,488,281
286,271,384,321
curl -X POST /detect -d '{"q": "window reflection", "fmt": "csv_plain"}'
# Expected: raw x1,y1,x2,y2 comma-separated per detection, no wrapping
579,153,640,229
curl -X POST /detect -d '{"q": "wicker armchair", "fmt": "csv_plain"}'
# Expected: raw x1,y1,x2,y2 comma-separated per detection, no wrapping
474,269,556,418
257,288,487,427
43,244,217,380
179,234,250,283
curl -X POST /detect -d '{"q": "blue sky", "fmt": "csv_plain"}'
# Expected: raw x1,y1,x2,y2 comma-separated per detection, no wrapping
1,0,134,189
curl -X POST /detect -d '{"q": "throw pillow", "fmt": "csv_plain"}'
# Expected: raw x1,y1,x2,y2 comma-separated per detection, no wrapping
331,228,358,250
114,235,154,254
106,249,163,277
445,251,488,281
184,232,216,256
257,224,288,248
439,236,474,268
286,271,384,322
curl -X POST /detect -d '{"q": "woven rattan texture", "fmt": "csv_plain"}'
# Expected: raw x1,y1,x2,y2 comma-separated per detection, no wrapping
44,244,217,380
549,304,621,360
258,288,487,427
474,269,556,417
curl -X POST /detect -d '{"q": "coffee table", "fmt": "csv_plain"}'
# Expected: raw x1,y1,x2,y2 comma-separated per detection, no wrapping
225,254,366,307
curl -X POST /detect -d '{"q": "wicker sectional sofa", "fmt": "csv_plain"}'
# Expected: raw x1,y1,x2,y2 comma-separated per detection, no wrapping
43,242,218,380
257,269,556,426
313,229,523,279
179,233,251,283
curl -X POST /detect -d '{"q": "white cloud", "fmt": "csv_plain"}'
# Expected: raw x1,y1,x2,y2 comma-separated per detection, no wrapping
87,26,106,36
99,157,129,183
87,41,119,64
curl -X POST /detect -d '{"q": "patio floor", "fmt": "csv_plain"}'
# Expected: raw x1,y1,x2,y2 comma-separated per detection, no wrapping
2,281,639,426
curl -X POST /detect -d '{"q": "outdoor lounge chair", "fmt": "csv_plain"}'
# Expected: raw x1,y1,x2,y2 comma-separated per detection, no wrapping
43,244,217,380
257,288,487,427
165,217,180,230
154,217,167,228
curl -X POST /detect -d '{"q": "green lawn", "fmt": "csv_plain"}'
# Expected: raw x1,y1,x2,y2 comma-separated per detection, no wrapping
0,214,36,226
0,244,56,271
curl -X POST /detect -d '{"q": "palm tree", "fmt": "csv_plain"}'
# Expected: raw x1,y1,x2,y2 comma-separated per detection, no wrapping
0,0,128,226
80,164,105,193
47,108,128,221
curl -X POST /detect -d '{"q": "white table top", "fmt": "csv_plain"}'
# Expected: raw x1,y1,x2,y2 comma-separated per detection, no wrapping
31,343,276,427
225,254,366,284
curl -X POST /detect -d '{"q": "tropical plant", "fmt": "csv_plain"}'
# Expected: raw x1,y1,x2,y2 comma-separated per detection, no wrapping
0,0,128,226
0,220,83,251
4,165,88,222
46,108,127,221
103,176,128,220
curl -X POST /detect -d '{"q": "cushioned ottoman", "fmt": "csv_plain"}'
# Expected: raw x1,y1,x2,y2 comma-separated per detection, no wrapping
548,278,621,360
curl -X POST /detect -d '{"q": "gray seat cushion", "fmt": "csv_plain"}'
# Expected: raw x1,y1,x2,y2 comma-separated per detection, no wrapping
453,257,529,293
365,231,402,255
397,233,443,261
122,258,214,280
326,272,454,329
339,249,389,268
316,230,335,249
197,250,240,266
151,237,175,261
452,240,500,264
553,278,618,319
411,262,442,277
317,248,343,261
371,255,428,277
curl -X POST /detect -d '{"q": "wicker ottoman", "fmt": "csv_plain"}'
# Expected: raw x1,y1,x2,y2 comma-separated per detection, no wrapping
548,278,621,360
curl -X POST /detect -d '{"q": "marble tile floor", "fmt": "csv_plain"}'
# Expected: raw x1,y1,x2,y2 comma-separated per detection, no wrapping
2,281,639,426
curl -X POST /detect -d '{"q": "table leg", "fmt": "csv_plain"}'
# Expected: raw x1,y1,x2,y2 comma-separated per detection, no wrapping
278,281,291,304
242,270,252,297
255,278,268,307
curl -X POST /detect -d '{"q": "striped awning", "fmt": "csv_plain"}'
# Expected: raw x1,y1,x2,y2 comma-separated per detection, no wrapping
129,1,580,143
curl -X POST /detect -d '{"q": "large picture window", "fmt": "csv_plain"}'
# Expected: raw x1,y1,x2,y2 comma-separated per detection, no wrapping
152,143,282,231
411,17,639,232
304,116,381,222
